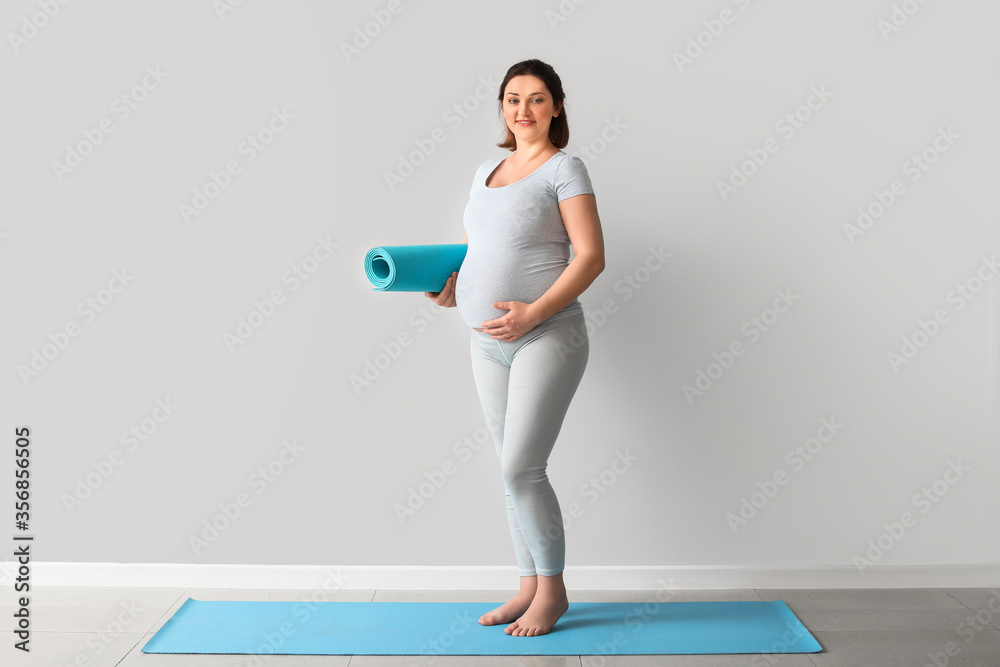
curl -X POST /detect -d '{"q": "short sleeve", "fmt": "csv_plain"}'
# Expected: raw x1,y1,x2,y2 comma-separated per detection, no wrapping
469,161,483,196
553,155,594,202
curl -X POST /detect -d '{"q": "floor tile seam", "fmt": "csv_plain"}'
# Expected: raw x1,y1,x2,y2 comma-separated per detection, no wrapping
115,633,149,667
135,586,192,636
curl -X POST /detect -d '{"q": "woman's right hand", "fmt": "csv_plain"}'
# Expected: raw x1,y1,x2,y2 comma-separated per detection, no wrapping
425,271,458,307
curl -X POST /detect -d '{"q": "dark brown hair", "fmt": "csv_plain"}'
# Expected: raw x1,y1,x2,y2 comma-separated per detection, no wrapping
496,59,569,152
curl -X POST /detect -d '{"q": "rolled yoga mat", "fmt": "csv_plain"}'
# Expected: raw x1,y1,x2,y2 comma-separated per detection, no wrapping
141,598,822,656
364,244,467,292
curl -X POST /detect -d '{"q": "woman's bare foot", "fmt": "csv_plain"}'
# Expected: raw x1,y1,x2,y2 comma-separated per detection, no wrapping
478,592,534,625
479,576,538,626
505,571,569,637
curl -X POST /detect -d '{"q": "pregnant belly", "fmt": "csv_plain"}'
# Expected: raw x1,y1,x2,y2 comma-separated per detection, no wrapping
456,252,566,328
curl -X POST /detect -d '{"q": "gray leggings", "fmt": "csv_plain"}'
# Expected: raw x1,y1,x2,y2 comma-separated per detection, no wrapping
469,311,589,577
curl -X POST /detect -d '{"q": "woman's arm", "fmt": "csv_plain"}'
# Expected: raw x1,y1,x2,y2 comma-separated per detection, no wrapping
528,193,604,322
482,193,605,338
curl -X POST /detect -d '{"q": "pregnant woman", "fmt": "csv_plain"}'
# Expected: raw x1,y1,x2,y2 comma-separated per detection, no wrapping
425,58,605,637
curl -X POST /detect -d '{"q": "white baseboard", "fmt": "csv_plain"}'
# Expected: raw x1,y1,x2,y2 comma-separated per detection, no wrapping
6,562,998,590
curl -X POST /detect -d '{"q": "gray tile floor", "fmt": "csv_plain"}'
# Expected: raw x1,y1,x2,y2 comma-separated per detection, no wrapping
2,586,999,666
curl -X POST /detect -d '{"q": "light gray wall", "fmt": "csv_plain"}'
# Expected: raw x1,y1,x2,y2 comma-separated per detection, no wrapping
3,0,997,576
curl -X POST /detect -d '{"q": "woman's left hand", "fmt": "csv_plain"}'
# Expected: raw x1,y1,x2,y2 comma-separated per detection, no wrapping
480,301,541,341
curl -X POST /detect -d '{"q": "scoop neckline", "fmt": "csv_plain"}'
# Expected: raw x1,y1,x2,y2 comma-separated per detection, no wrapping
484,150,562,189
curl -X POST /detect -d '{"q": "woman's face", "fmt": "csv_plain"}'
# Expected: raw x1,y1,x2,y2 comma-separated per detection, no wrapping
502,74,561,145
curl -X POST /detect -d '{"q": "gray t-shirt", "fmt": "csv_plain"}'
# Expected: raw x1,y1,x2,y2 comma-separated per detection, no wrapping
455,150,595,329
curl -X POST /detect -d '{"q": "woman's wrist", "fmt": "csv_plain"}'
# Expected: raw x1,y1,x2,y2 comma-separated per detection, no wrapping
526,300,552,327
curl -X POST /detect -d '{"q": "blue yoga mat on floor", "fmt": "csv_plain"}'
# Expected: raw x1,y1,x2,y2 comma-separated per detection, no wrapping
364,244,467,292
142,598,821,656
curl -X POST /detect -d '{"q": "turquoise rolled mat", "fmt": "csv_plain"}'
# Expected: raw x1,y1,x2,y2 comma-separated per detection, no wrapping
364,244,467,292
